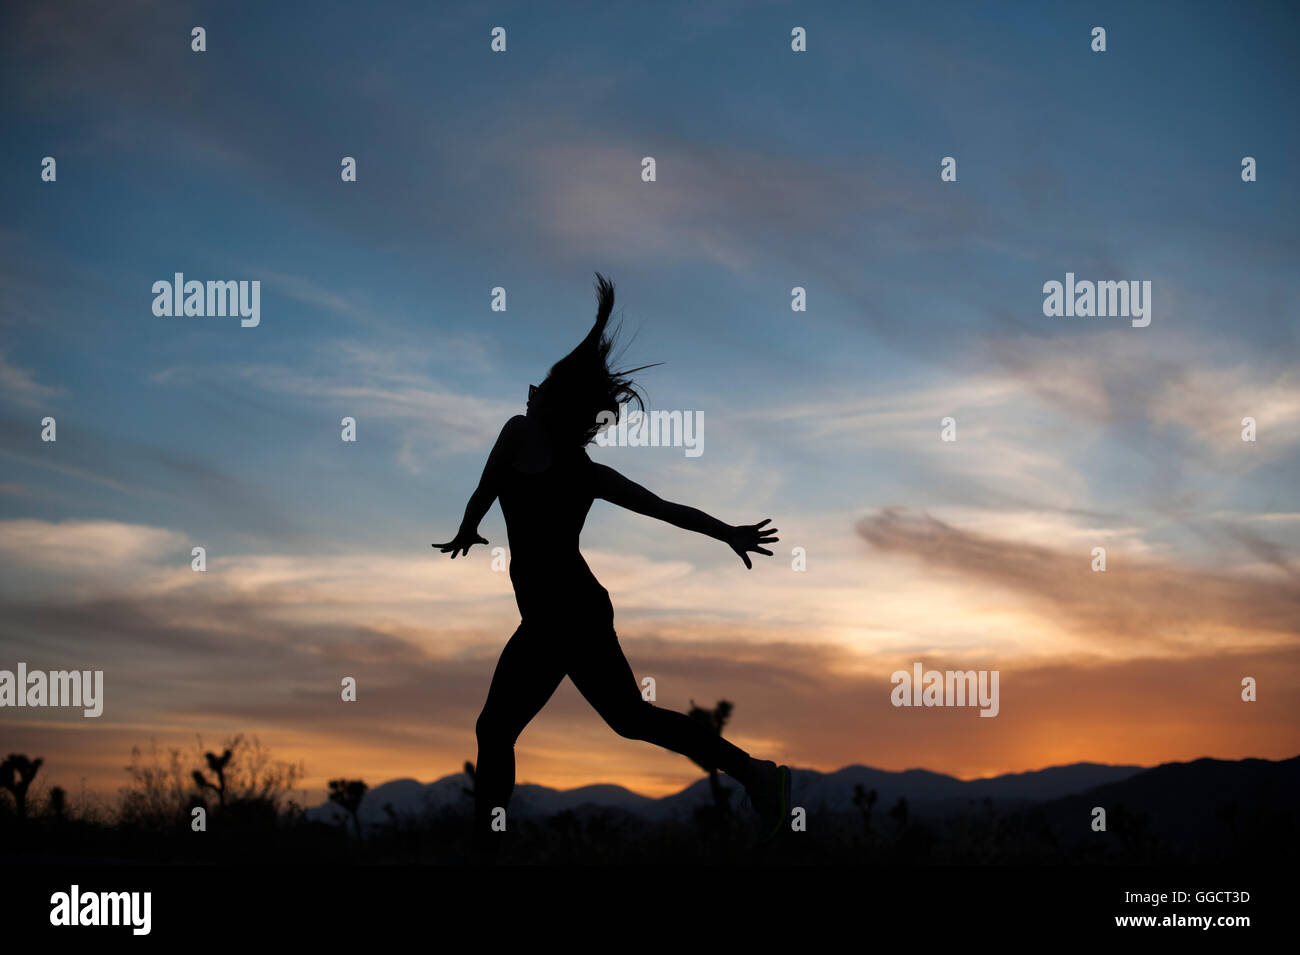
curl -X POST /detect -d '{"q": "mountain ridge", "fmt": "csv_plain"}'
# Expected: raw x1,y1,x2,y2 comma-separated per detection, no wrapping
305,758,1153,828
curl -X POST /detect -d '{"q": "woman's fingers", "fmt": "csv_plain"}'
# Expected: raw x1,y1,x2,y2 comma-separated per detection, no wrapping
435,536,486,558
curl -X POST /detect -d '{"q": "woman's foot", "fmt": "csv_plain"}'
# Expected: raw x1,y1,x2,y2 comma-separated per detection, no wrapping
744,759,792,845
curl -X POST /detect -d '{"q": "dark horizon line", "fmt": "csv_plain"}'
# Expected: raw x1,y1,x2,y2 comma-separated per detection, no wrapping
369,751,1298,800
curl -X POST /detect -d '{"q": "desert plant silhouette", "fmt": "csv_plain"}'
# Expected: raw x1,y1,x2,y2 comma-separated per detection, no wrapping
0,754,43,820
435,273,791,858
853,784,878,835
192,747,233,807
688,699,736,835
890,796,909,831
328,779,368,839
116,735,302,834
47,785,66,822
7,740,1296,866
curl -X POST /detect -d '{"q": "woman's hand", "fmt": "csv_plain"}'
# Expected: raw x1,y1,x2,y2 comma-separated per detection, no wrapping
726,519,778,569
433,529,489,559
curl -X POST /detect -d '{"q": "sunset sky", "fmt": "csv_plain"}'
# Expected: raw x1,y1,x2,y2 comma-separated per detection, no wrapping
1,0,1297,808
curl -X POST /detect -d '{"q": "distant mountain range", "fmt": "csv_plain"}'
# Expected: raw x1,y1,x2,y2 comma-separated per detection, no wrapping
1028,755,1300,855
306,759,1149,829
301,755,1300,863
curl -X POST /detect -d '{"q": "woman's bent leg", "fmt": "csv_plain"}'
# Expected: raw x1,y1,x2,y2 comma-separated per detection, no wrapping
474,621,565,851
565,628,755,785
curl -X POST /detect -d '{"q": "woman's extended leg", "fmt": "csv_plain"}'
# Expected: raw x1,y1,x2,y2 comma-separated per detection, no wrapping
564,627,756,786
473,621,566,851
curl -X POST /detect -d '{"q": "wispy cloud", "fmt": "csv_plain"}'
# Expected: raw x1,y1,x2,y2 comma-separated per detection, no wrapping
1150,364,1300,461
3,0,1296,806
152,341,515,468
0,350,65,407
856,508,1300,655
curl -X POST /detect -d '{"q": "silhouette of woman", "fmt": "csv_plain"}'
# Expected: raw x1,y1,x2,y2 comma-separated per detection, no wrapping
436,274,791,857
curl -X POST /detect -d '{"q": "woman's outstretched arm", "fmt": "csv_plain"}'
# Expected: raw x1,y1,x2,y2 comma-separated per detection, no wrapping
592,462,778,568
434,415,525,558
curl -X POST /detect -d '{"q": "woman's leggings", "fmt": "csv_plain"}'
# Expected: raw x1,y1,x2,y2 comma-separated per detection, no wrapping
473,617,754,846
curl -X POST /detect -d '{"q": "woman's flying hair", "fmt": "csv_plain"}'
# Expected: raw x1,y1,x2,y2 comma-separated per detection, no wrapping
540,273,657,446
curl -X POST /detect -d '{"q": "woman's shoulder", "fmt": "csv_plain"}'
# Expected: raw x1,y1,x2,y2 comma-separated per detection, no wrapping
493,415,531,458
501,414,530,437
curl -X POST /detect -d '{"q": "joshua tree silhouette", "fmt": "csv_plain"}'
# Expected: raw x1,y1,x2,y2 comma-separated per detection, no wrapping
328,779,368,839
687,700,735,828
189,748,233,805
852,783,878,835
0,753,43,820
192,747,233,807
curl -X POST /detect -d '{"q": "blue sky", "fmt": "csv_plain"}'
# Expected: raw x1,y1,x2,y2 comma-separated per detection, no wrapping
1,0,1297,800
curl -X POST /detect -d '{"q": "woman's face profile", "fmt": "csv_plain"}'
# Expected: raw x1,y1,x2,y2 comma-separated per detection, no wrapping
526,382,551,420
